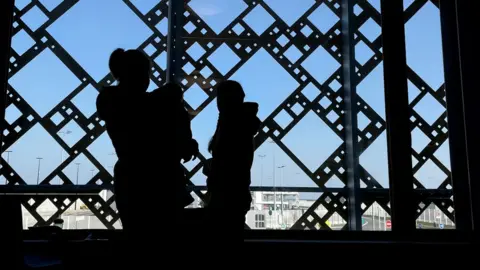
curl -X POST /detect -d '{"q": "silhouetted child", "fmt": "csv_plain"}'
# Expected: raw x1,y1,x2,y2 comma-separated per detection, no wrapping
148,83,198,210
205,80,261,230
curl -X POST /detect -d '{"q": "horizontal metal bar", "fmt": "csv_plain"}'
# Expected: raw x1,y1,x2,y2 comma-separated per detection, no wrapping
1,185,452,196
0,185,105,195
0,185,345,194
182,36,259,41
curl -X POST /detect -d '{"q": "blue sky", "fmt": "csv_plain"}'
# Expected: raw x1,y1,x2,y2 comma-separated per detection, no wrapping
3,0,448,196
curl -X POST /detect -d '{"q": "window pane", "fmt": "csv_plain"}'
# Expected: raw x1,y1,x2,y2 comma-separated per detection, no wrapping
4,0,168,229
354,0,392,231
404,0,455,229
183,0,348,230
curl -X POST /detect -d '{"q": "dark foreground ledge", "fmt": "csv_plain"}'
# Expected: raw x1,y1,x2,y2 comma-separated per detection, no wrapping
24,230,476,262
18,229,475,268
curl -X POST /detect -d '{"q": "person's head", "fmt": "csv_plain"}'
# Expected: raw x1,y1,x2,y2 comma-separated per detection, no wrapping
216,80,245,112
163,83,184,103
109,48,151,92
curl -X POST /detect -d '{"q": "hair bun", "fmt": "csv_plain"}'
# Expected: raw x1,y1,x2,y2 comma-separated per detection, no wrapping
111,48,125,62
109,48,126,79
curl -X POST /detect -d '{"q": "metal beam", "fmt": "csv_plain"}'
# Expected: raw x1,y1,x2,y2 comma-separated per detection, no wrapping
341,0,361,231
0,0,14,148
456,0,480,231
0,1,23,267
380,0,416,231
438,0,473,231
166,0,184,84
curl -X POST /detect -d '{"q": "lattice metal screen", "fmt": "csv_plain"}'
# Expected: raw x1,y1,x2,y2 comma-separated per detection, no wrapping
1,0,455,230
354,0,454,227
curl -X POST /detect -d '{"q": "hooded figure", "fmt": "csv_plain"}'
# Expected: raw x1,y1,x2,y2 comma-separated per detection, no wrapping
147,83,198,209
205,80,261,228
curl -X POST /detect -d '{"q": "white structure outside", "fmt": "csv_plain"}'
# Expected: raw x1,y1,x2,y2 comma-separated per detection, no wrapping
247,191,346,230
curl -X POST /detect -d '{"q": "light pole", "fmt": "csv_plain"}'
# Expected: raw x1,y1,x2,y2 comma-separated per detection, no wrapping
278,165,286,226
268,140,277,228
108,152,117,175
75,163,80,210
4,150,12,184
59,130,72,163
36,157,43,185
5,150,12,163
59,130,72,185
258,154,266,187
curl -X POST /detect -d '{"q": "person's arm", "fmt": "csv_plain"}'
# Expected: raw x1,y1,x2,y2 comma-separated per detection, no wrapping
96,90,109,121
202,158,213,177
178,108,199,162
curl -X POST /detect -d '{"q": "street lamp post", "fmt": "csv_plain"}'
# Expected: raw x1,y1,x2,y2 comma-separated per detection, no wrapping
5,150,12,163
268,140,277,228
4,150,12,184
36,157,43,185
75,163,80,210
108,152,117,175
258,154,266,187
59,130,72,185
278,165,286,226
59,130,72,163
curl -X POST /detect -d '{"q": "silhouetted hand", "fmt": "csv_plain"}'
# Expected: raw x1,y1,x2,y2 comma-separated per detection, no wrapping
182,139,199,163
183,154,195,163
202,158,213,177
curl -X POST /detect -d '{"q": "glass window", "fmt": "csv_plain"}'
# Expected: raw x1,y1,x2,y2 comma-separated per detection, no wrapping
3,0,458,231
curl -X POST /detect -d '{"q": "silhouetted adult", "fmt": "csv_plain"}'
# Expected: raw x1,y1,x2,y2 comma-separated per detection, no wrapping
97,49,199,240
96,49,152,237
205,80,261,231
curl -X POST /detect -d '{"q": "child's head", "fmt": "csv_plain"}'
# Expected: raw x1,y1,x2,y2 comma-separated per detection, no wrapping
109,49,151,93
163,83,184,103
216,80,245,112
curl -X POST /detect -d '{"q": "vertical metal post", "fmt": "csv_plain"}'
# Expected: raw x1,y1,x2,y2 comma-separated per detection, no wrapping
341,0,361,231
0,1,21,262
166,0,184,84
0,0,23,260
380,0,416,232
456,0,480,231
438,0,473,231
0,0,14,150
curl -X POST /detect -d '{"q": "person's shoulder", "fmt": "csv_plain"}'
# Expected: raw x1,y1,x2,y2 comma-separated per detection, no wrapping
145,88,165,104
243,102,259,114
147,87,163,97
98,86,118,100
100,85,118,93
96,86,123,111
